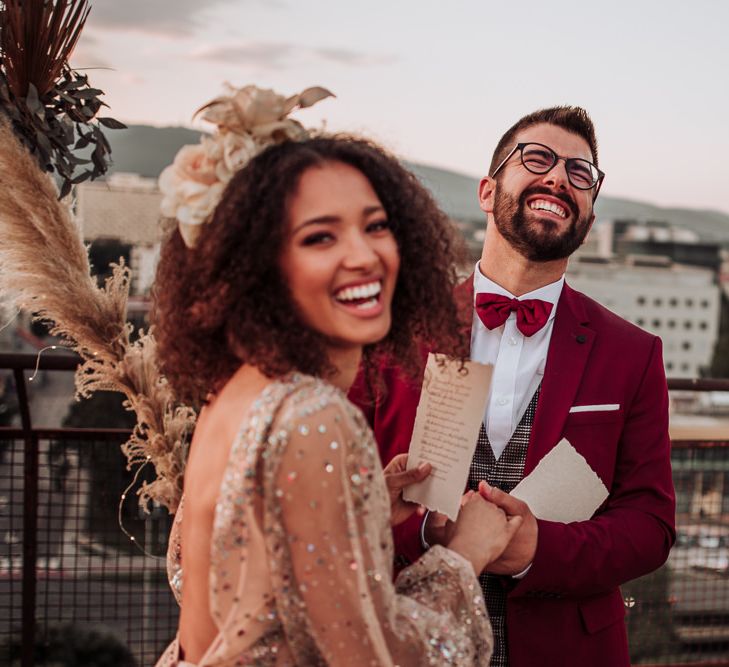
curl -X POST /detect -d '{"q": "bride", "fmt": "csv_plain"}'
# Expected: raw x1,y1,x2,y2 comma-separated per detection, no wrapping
153,94,520,666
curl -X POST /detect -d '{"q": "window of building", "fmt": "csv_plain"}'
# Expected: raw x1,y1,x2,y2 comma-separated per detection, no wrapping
682,341,692,350
667,320,676,329
686,298,694,307
666,362,674,371
701,299,710,308
652,319,661,328
684,321,693,330
669,298,678,307
636,318,645,326
637,296,646,306
681,363,690,372
653,298,663,307
699,321,708,330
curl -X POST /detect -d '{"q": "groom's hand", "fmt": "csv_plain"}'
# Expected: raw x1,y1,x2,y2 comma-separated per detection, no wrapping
478,481,538,575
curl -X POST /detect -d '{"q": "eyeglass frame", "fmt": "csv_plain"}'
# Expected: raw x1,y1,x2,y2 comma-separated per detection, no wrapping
491,142,605,201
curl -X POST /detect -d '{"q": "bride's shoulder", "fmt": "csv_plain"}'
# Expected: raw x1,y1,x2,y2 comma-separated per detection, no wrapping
271,374,368,444
264,375,378,488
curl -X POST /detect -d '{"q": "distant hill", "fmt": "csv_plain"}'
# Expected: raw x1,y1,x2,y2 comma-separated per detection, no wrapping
104,125,729,245
105,125,202,179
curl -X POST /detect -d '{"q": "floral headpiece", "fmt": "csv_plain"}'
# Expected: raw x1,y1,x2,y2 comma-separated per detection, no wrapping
159,84,334,248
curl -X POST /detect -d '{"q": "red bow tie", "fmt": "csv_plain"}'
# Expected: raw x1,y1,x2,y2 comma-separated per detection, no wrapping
475,293,553,337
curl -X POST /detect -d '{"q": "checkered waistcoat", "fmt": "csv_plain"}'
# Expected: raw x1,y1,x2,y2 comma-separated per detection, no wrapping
467,386,540,667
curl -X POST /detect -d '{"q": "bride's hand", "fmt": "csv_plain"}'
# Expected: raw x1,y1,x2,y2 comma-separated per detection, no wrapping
382,454,431,526
448,491,523,574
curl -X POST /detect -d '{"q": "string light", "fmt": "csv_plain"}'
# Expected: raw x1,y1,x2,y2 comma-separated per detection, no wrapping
27,341,164,557
117,456,165,560
28,344,69,382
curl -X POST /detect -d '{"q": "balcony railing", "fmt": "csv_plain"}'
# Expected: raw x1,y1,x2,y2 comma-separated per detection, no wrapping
1,352,728,666
0,353,176,666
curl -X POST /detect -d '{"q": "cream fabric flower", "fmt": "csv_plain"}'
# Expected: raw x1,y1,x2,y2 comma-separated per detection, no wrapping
221,132,259,174
159,143,224,248
159,84,334,248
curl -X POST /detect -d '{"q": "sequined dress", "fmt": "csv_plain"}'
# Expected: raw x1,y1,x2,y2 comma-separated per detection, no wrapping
156,374,492,666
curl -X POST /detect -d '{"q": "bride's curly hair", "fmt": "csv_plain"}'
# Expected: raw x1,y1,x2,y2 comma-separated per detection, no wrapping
153,135,469,406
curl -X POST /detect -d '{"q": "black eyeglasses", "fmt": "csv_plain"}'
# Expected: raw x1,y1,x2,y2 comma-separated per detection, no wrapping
491,142,605,200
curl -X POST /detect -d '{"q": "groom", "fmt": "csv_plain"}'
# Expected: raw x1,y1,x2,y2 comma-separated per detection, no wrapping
350,107,675,666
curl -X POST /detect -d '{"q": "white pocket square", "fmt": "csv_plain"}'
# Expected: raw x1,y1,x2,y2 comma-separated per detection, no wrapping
569,404,620,413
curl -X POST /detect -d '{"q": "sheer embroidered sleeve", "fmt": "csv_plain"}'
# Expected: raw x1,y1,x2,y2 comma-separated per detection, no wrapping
261,384,492,666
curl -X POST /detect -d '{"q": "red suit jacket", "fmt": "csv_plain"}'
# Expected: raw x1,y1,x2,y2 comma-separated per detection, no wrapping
349,280,676,667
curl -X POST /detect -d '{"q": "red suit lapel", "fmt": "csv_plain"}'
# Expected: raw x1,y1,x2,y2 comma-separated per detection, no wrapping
524,283,595,475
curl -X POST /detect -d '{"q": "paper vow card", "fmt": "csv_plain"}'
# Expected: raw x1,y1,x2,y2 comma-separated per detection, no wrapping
403,353,492,520
510,438,609,523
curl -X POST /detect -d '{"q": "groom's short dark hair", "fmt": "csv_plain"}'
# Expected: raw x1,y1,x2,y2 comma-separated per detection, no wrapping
489,106,598,175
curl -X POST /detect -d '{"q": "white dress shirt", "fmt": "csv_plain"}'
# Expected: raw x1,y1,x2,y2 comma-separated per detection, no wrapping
471,264,564,460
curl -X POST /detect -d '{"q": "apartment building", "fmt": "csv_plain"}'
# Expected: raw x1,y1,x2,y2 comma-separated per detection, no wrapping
567,256,721,377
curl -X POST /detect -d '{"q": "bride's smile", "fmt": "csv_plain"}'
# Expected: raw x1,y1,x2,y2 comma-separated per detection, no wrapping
279,160,400,353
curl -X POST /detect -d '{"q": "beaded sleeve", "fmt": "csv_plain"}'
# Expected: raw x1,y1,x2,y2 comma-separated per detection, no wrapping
261,381,493,666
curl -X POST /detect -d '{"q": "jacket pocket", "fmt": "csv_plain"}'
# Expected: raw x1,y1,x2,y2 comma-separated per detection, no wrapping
566,408,624,426
579,591,626,634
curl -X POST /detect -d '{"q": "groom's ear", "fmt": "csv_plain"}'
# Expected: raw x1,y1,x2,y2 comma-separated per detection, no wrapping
478,176,496,214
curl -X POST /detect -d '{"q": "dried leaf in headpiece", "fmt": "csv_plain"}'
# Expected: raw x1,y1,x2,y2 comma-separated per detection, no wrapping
0,0,127,198
159,84,334,248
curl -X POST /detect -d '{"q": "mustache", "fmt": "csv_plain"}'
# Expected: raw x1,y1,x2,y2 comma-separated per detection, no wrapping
519,186,578,219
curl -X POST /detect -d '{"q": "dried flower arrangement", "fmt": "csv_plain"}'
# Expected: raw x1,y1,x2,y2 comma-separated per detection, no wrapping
0,0,191,512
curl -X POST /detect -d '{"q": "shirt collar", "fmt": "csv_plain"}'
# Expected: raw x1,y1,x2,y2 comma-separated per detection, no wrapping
473,261,564,321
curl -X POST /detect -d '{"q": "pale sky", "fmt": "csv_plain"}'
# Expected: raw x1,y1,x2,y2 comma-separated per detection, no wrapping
74,0,729,215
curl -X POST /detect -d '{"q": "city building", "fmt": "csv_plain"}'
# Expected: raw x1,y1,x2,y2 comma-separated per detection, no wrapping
75,173,162,299
567,255,721,377
75,172,161,247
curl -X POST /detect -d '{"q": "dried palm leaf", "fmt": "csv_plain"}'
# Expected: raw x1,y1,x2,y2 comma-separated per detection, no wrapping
0,0,125,197
0,0,90,97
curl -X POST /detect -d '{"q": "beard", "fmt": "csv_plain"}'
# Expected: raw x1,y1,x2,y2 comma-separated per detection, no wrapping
492,185,593,262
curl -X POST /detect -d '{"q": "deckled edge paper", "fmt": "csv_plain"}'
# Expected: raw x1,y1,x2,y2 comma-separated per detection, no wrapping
510,438,609,523
403,353,492,520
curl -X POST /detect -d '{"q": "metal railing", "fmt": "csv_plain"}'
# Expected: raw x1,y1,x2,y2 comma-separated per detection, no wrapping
0,353,176,666
0,352,728,666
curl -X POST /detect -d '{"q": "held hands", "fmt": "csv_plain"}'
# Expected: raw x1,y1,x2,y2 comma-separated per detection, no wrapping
382,454,431,526
447,492,523,575
382,455,538,574
478,481,538,575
